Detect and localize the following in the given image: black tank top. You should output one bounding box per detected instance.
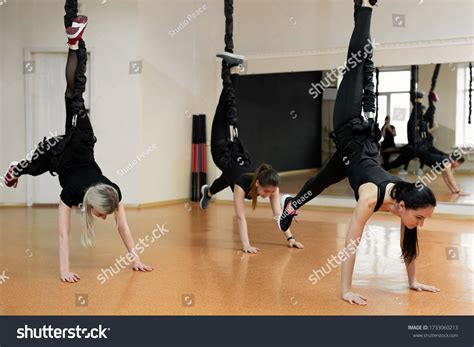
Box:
[381,125,395,149]
[59,166,122,208]
[347,137,403,212]
[232,173,253,200]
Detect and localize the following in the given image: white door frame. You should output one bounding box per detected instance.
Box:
[23,47,95,206]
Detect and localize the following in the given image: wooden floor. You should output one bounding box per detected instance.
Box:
[0,203,472,316]
[280,169,474,205]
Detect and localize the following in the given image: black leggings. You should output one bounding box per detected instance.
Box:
[427,145,446,157]
[14,0,93,178]
[383,146,416,171]
[211,72,239,145]
[418,148,448,168]
[209,71,242,195]
[333,8,374,130]
[291,7,374,209]
[384,144,447,171]
[381,150,396,165]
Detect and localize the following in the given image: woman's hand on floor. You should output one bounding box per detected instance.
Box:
[242,245,260,254]
[342,291,368,305]
[60,271,80,283]
[289,239,304,249]
[132,261,154,272]
[409,282,440,293]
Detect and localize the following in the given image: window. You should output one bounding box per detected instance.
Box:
[376,69,411,144]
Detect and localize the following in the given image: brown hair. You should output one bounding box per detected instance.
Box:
[390,181,436,263]
[247,164,280,210]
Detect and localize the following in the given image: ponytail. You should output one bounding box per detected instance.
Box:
[390,181,436,263]
[390,181,436,209]
[249,164,280,210]
[402,227,419,263]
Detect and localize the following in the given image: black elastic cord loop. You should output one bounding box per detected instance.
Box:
[222,0,239,132]
[411,65,420,159]
[430,63,441,92]
[224,0,234,54]
[469,62,472,125]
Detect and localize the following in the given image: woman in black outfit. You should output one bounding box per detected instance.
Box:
[384,90,468,195]
[3,0,153,282]
[200,53,303,254]
[278,0,440,305]
[380,116,397,165]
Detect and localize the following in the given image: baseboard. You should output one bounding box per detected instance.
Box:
[278,168,318,176]
[0,203,28,208]
[0,199,191,209]
[134,198,190,209]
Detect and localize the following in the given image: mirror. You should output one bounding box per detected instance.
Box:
[234,62,473,206]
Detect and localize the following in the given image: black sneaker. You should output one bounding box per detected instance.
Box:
[278,195,297,232]
[200,185,211,209]
[216,52,245,66]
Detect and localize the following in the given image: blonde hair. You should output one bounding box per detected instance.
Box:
[81,184,120,247]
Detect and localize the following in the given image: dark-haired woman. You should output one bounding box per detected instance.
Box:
[278,0,439,305]
[380,116,397,165]
[200,57,303,254]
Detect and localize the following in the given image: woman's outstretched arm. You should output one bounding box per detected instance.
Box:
[116,202,154,272]
[233,185,260,254]
[341,190,374,305]
[400,222,440,293]
[58,200,80,282]
[441,165,469,196]
[270,188,304,249]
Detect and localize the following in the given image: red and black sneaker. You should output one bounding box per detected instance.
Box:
[429,91,439,103]
[278,195,298,232]
[66,15,88,46]
[3,162,19,188]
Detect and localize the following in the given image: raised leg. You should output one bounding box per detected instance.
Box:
[333,7,373,131]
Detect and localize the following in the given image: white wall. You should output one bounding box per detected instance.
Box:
[0,0,473,205]
[135,0,220,204]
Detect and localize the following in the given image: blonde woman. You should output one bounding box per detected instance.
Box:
[3,1,153,282]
